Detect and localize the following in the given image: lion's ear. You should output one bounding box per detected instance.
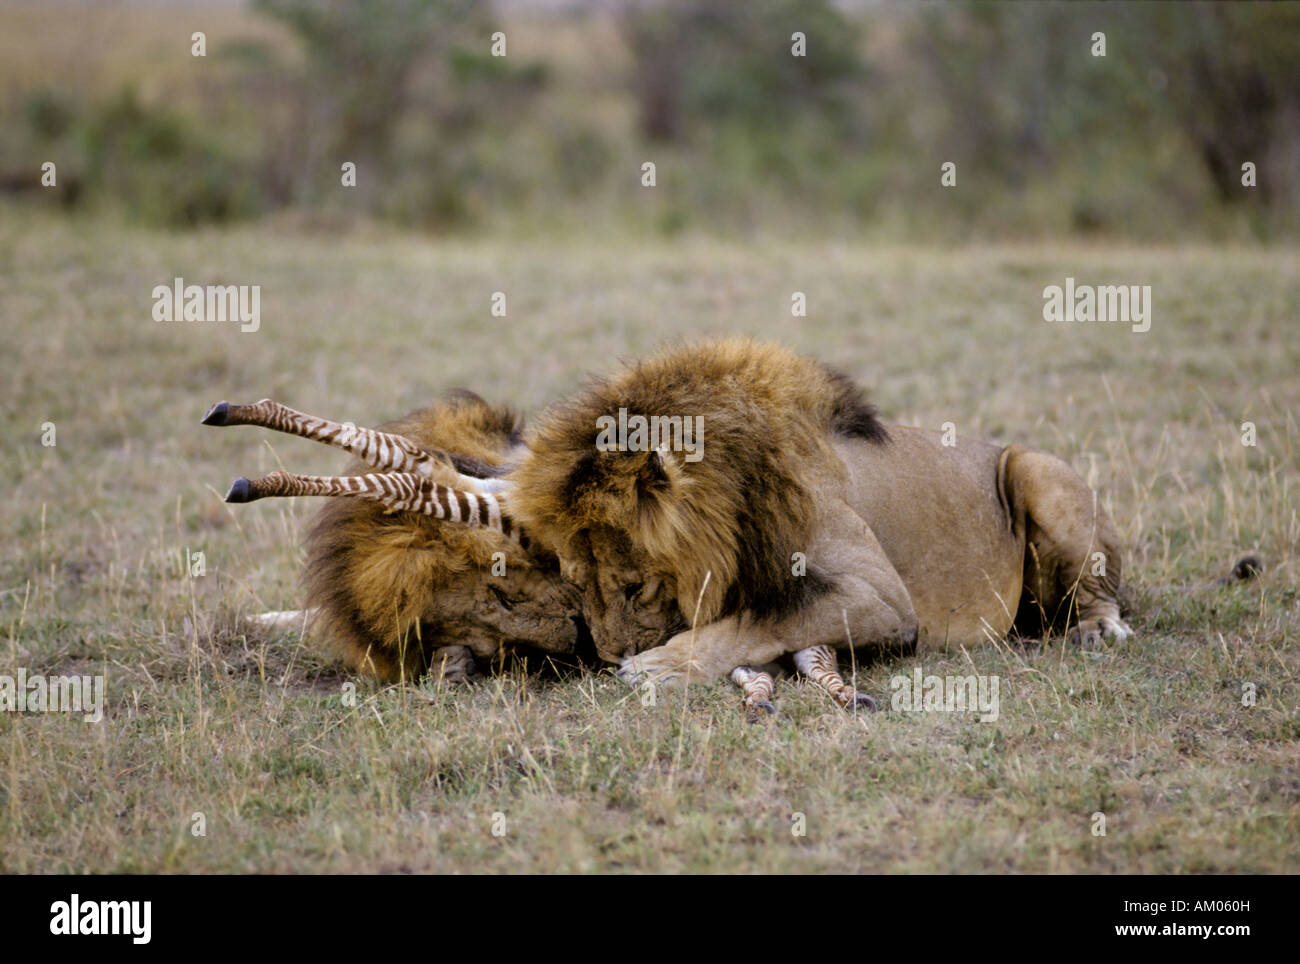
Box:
[636,445,676,498]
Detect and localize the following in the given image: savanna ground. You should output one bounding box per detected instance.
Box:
[1,210,1297,873]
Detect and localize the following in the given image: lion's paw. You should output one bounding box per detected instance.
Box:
[617,649,687,689]
[1101,616,1133,642]
[1069,616,1133,650]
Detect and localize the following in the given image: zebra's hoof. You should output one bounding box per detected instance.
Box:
[224,477,253,503]
[744,700,776,723]
[851,692,878,712]
[201,401,231,426]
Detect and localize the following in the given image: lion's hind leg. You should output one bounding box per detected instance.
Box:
[793,646,877,712]
[1002,445,1132,647]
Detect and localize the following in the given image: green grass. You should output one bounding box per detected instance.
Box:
[1,210,1297,872]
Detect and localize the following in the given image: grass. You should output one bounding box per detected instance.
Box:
[1,209,1297,872]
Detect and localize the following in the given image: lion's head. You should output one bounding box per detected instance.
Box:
[305,393,587,681]
[505,338,887,661]
[554,523,684,662]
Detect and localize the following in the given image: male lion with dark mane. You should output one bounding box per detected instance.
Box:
[506,337,1131,692]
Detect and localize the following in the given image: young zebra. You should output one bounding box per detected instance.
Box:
[204,394,874,714]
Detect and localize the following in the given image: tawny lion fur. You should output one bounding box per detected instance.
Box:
[305,391,581,683]
[508,338,1130,685]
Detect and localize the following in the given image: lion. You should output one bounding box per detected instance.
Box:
[503,337,1134,693]
[203,390,585,683]
[205,343,1262,713]
[202,385,853,713]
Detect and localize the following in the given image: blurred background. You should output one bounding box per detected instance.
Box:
[2,0,1297,241]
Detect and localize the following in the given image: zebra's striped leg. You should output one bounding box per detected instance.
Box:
[428,645,478,685]
[793,645,877,712]
[223,470,526,544]
[730,665,776,720]
[202,398,444,478]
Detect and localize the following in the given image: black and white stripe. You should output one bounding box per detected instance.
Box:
[237,470,525,544]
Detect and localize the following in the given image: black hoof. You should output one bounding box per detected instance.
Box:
[852,693,878,712]
[745,700,776,723]
[201,401,230,426]
[224,477,254,503]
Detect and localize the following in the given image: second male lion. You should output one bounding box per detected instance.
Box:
[204,390,584,683]
[505,338,1131,687]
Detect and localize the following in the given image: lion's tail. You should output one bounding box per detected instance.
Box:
[1144,555,1263,594]
[1214,555,1264,587]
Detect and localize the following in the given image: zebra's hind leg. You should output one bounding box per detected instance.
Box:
[201,398,451,479]
[793,645,877,712]
[224,469,422,505]
[730,665,777,721]
[223,470,427,507]
[221,470,518,539]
